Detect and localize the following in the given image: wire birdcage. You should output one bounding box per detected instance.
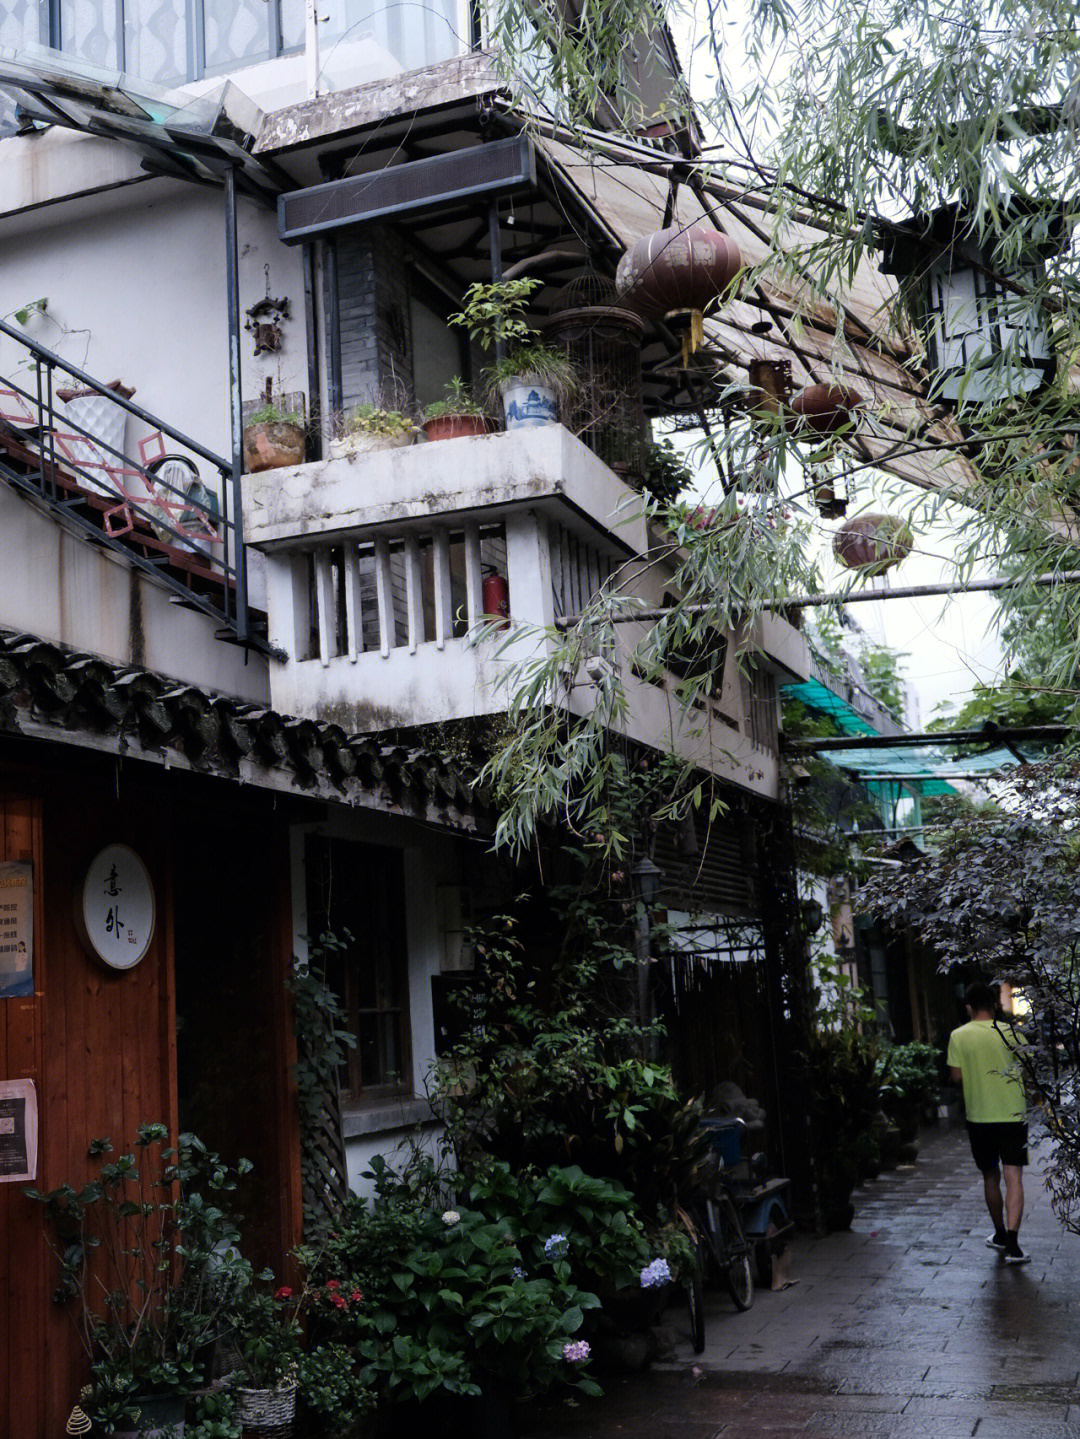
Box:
[542,275,648,482]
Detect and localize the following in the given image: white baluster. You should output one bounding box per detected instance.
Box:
[374,537,393,658]
[405,534,423,654]
[313,549,333,667]
[432,526,452,650]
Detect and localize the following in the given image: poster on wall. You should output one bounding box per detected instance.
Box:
[0,861,33,998]
[0,1078,38,1182]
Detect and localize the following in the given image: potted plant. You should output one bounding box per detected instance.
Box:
[330,403,417,459]
[243,401,306,473]
[450,279,577,431]
[26,1124,251,1436]
[228,1288,303,1434]
[421,378,495,442]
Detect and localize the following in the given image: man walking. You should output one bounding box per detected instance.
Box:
[947,980,1031,1265]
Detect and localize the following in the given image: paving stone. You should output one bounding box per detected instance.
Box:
[524,1130,1080,1439]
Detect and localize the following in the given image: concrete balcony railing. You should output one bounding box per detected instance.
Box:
[241,425,809,796]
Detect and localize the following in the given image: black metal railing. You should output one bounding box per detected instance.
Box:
[0,316,257,649]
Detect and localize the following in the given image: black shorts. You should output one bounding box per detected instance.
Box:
[967,1121,1028,1172]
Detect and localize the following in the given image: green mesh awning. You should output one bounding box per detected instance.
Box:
[782,679,880,737]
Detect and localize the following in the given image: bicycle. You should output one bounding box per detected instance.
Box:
[676,1166,754,1355]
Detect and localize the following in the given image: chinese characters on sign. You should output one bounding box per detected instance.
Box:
[0,1079,37,1182]
[80,845,155,970]
[0,861,33,998]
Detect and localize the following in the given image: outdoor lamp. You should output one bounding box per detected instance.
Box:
[632,855,663,904]
[879,201,1067,406]
[800,897,825,934]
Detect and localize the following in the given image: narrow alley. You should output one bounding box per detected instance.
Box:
[526,1126,1080,1438]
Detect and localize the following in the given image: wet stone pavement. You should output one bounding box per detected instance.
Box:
[523,1125,1080,1438]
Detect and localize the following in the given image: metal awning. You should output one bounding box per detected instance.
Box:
[0,44,286,199]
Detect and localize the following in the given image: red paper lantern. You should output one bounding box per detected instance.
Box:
[482,571,510,628]
[833,513,914,575]
[788,383,863,437]
[616,226,742,319]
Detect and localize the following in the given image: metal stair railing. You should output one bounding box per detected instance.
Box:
[0,316,260,651]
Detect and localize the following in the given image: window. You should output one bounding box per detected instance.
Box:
[7,0,301,86]
[305,835,412,1101]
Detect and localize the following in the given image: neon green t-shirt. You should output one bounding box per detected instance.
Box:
[946,1019,1026,1123]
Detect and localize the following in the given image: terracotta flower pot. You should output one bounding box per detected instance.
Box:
[421,414,495,442]
[786,383,862,437]
[243,421,306,473]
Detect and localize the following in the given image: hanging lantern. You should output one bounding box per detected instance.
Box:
[616,225,742,366]
[878,201,1068,406]
[787,383,863,438]
[833,513,914,576]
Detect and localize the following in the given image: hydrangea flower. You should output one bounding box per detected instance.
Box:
[563,1340,591,1364]
[544,1233,569,1259]
[442,1210,461,1226]
[512,1266,527,1279]
[640,1258,672,1289]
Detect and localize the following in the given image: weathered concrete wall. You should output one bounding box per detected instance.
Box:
[0,484,268,700]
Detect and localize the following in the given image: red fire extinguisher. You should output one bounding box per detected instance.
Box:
[482,570,510,629]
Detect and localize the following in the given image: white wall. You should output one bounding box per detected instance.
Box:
[0,174,311,620]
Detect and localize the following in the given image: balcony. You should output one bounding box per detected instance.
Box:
[242,425,808,795]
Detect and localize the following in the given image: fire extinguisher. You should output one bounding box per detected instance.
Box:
[482,570,510,629]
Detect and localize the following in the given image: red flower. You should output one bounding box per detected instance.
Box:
[332,1295,347,1309]
[274,1287,294,1300]
[350,1290,363,1302]
[325,1280,341,1290]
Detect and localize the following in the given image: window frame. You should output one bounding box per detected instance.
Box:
[304,833,414,1106]
[36,0,300,85]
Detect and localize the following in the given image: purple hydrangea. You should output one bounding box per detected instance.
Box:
[563,1340,591,1364]
[544,1233,569,1260]
[640,1257,673,1289]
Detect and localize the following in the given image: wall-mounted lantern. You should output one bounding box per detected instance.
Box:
[245,265,290,356]
[878,202,1069,406]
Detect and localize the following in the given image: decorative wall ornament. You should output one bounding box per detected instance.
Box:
[245,264,290,355]
[77,844,156,970]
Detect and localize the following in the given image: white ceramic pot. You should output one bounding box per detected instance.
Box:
[499,376,559,430]
[329,431,413,460]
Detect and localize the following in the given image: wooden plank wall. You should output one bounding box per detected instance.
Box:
[0,784,176,1438]
[0,756,303,1439]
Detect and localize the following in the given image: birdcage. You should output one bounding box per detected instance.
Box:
[542,274,648,483]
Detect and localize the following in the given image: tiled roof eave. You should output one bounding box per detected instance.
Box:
[0,629,486,832]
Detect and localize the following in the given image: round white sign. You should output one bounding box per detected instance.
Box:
[80,845,156,970]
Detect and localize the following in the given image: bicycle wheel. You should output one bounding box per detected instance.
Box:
[687,1238,707,1353]
[716,1193,754,1311]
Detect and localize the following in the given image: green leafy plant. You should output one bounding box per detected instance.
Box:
[450,279,544,351]
[186,1390,241,1439]
[309,1165,602,1403]
[484,344,578,396]
[422,377,488,420]
[26,1125,251,1430]
[247,402,304,428]
[640,438,694,503]
[296,1342,374,1435]
[340,403,417,438]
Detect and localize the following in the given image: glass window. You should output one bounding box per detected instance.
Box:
[124,0,189,82]
[202,0,270,73]
[59,0,121,69]
[305,835,412,1101]
[0,0,44,54]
